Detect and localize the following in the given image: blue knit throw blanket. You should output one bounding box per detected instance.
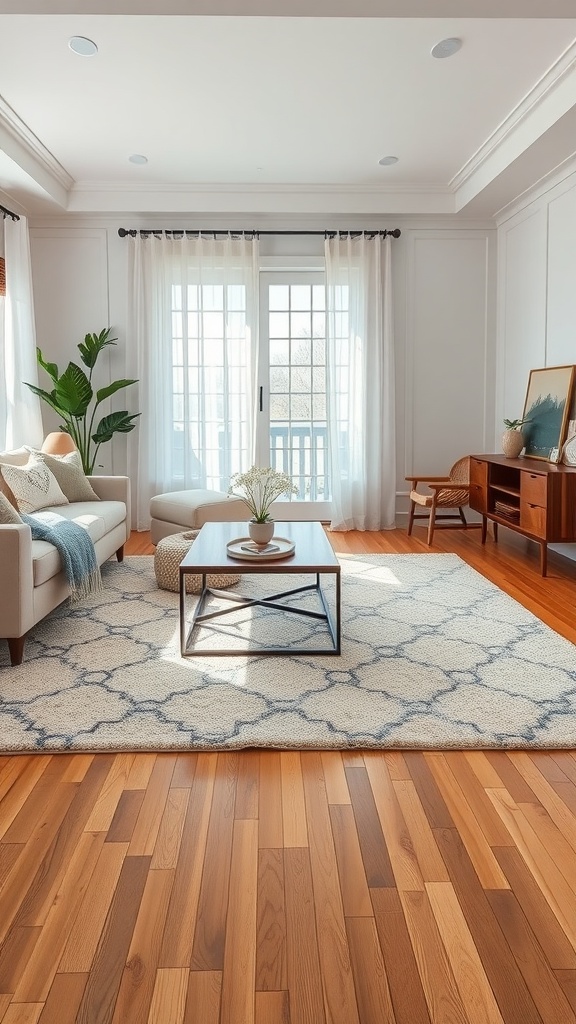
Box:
[23,511,103,602]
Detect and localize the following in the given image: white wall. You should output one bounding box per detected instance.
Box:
[497,207,548,426]
[28,215,496,524]
[30,226,129,476]
[497,161,576,421]
[404,230,495,474]
[496,158,576,560]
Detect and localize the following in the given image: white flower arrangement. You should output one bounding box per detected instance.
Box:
[229,466,298,522]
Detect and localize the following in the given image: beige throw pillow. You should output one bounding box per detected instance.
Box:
[26,447,100,503]
[0,447,29,508]
[0,458,69,514]
[0,491,23,524]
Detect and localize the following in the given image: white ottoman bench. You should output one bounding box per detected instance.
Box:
[150,488,249,545]
[154,530,241,593]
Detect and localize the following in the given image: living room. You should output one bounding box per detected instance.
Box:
[1,3,576,1023]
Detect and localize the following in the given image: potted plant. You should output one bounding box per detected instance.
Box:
[229,466,298,546]
[502,417,529,459]
[25,328,140,474]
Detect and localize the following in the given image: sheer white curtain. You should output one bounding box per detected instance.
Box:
[0,216,43,450]
[127,232,259,530]
[325,233,395,531]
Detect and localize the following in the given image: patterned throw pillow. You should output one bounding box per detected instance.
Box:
[25,447,100,503]
[0,458,69,514]
[0,491,23,524]
[0,448,29,508]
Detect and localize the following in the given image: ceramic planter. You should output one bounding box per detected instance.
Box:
[248,519,275,546]
[501,428,525,459]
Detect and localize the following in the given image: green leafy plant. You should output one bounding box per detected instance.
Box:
[503,417,530,430]
[25,328,140,474]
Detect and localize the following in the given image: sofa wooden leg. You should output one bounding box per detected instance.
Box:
[8,636,25,666]
[116,545,124,562]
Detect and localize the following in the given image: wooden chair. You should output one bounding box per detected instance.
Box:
[406,456,478,545]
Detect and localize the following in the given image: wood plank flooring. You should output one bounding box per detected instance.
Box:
[1,524,575,1024]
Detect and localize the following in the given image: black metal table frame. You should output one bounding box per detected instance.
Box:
[179,569,341,657]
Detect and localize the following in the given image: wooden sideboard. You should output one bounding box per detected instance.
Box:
[469,454,576,576]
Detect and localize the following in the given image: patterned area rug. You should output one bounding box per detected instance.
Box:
[1,553,575,751]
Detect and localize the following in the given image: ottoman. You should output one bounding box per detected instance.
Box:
[150,488,250,545]
[154,530,240,594]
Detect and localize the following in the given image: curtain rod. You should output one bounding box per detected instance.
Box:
[118,227,401,239]
[0,203,20,221]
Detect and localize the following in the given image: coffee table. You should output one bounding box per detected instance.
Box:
[179,520,341,657]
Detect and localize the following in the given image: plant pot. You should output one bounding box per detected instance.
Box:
[248,519,275,547]
[501,428,525,459]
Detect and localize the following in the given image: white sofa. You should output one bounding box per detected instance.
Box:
[0,450,130,666]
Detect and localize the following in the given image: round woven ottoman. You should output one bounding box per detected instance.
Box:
[154,530,240,594]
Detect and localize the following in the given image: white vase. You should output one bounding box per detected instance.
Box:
[501,428,525,459]
[248,519,274,546]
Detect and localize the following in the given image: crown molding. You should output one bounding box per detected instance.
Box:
[66,180,455,215]
[494,150,576,225]
[70,180,451,195]
[451,39,576,194]
[0,97,73,193]
[28,210,496,231]
[1,1,575,14]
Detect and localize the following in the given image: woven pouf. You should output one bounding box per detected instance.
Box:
[154,530,240,594]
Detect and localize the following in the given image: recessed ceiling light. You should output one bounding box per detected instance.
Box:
[431,37,462,59]
[378,156,398,166]
[68,36,98,57]
[128,154,148,165]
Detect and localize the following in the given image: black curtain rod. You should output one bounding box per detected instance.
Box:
[118,227,401,239]
[0,203,20,221]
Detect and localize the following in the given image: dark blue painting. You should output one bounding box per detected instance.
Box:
[522,365,575,460]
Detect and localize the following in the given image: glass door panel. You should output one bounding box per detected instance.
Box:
[258,272,331,521]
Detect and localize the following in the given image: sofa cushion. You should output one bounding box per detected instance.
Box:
[26,447,100,503]
[0,447,29,465]
[0,447,29,507]
[1,458,69,514]
[30,500,126,586]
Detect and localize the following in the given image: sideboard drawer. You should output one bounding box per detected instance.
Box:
[470,458,488,486]
[521,471,548,508]
[520,502,547,538]
[469,482,487,513]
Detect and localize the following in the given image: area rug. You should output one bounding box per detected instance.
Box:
[1,553,575,751]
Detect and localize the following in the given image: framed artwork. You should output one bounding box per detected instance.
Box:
[521,364,576,461]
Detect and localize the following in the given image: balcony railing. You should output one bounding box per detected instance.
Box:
[171,423,331,501]
[270,424,330,501]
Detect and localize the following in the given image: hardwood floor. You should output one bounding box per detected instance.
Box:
[1,524,575,1023]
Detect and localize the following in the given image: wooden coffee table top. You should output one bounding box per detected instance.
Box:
[180,521,340,574]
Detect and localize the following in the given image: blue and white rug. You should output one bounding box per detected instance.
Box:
[1,553,575,751]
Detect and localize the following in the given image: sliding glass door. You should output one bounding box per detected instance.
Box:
[257,272,331,521]
[170,277,253,492]
[166,267,331,521]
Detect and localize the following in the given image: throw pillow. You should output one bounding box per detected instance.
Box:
[0,458,69,514]
[25,447,100,503]
[0,447,29,508]
[0,491,23,524]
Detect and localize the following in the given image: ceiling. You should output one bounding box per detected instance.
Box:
[0,3,575,220]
